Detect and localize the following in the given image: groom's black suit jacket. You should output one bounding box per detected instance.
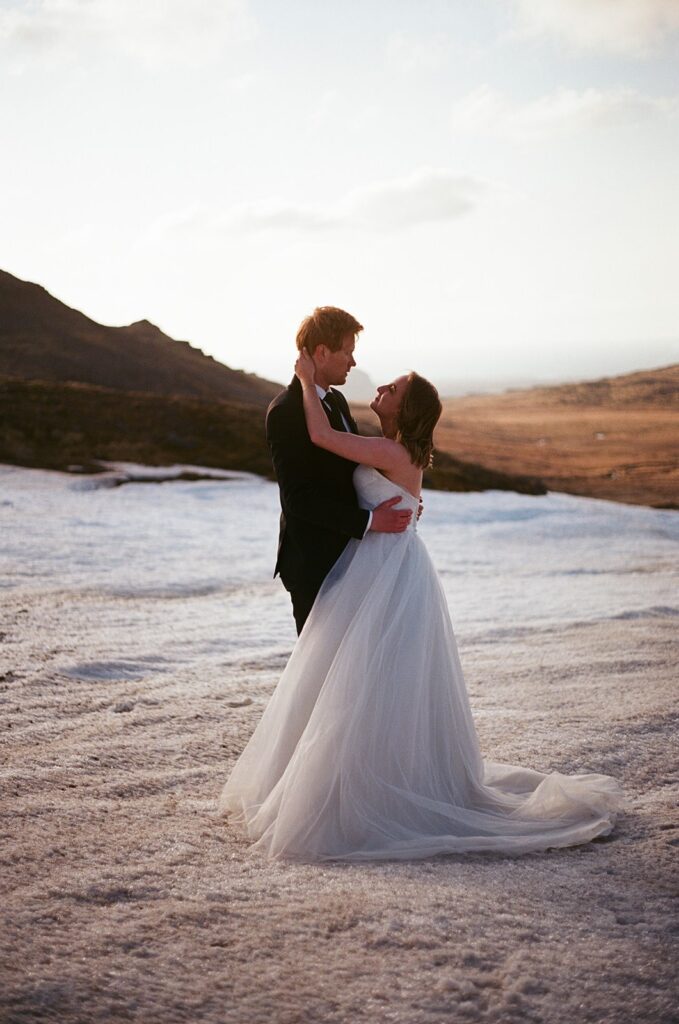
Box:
[266,376,370,597]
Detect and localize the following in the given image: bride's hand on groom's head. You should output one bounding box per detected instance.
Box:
[295,348,316,386]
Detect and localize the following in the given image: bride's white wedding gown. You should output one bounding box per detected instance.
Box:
[218,465,622,861]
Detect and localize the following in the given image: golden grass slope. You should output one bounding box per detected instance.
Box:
[434,365,679,509]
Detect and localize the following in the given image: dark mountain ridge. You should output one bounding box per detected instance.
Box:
[0,269,279,405]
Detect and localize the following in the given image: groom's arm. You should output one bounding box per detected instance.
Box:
[267,403,370,540]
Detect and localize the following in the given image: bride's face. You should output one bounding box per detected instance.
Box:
[370,375,409,420]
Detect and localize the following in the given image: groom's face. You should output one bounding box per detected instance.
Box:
[318,333,357,386]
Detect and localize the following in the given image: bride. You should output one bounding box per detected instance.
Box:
[218,352,623,861]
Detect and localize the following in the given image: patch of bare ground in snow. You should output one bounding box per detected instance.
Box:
[1,605,677,1024]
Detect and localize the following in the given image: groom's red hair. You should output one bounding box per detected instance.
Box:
[296,306,363,355]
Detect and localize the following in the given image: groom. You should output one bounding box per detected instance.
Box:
[266,306,412,634]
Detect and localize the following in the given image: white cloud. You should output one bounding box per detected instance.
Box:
[226,168,484,232]
[450,85,509,135]
[139,203,214,246]
[451,84,679,139]
[309,89,341,127]
[220,199,328,233]
[0,0,256,69]
[514,0,679,55]
[385,31,449,73]
[143,169,486,241]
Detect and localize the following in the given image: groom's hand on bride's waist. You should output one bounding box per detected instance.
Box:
[369,496,413,534]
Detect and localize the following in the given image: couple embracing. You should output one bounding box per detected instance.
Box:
[218,306,622,863]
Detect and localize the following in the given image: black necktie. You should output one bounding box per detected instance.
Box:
[322,390,347,431]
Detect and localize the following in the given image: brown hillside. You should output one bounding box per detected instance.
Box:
[434,365,679,509]
[0,378,273,477]
[0,269,279,405]
[0,376,546,497]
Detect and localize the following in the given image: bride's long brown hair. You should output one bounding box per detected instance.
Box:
[396,372,442,470]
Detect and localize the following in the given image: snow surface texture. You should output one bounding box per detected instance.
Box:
[1,464,678,1023]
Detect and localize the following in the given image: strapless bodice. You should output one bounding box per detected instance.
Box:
[353,465,419,532]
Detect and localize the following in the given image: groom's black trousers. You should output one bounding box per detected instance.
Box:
[289,582,318,636]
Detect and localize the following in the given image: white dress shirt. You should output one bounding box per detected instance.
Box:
[316,384,372,537]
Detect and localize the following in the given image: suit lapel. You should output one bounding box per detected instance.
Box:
[290,376,357,435]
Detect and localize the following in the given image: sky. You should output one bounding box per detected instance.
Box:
[2,0,679,391]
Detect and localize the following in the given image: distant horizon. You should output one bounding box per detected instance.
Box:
[329,361,679,403]
[3,264,677,401]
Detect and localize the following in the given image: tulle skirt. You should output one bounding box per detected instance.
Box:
[217,530,623,861]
